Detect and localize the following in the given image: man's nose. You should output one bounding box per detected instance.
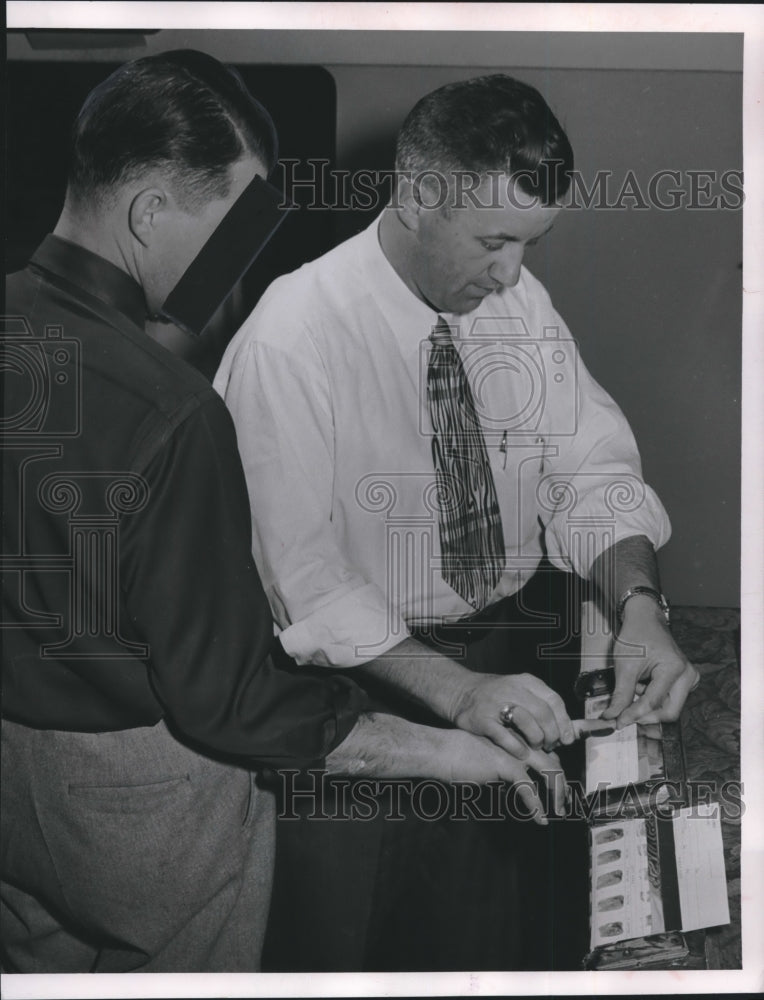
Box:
[488,244,525,288]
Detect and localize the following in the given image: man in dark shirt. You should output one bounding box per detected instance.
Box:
[1,50,564,973]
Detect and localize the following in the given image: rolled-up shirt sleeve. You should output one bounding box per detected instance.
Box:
[119,392,366,767]
[216,331,406,668]
[540,336,671,579]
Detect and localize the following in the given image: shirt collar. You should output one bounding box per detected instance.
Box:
[358,213,443,356]
[359,213,504,358]
[30,235,148,330]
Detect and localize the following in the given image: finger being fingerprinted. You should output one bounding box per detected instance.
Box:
[618,704,656,728]
[516,785,547,826]
[556,771,569,815]
[601,688,631,719]
[601,664,641,719]
[538,764,566,815]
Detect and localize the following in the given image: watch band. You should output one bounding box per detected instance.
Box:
[616,586,670,626]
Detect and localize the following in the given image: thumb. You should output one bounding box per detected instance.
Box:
[601,662,640,720]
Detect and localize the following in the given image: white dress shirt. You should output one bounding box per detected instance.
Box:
[215,214,671,668]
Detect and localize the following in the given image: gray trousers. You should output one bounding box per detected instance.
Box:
[1,719,276,972]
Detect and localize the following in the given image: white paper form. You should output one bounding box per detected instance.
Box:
[673,803,730,931]
[585,694,640,795]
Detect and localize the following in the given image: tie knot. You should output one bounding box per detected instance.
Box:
[430,316,455,347]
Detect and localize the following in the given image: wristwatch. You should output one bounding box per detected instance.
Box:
[616,586,670,627]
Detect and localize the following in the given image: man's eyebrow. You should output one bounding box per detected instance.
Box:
[477,223,556,241]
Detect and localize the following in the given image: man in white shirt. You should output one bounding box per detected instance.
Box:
[215,74,698,970]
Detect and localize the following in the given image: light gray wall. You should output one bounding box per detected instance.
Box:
[8,29,743,606]
[7,28,743,71]
[329,64,742,608]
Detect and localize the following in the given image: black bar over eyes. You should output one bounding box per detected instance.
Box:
[160,175,294,336]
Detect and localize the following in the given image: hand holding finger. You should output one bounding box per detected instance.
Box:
[620,664,682,726]
[521,676,575,746]
[484,720,531,761]
[495,674,572,748]
[601,661,641,720]
[453,672,573,755]
[499,703,545,749]
[624,665,699,726]
[605,617,693,726]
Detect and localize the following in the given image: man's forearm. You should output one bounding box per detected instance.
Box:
[356,636,574,757]
[324,711,568,820]
[589,533,663,620]
[324,711,451,778]
[590,534,697,724]
[356,636,472,724]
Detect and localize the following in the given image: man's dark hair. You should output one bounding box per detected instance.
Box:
[395,74,574,204]
[66,49,278,208]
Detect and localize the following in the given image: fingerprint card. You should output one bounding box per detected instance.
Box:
[585,695,640,794]
[590,818,657,948]
[589,807,730,951]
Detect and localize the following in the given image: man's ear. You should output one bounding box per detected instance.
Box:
[397,173,450,233]
[396,174,423,233]
[129,188,168,247]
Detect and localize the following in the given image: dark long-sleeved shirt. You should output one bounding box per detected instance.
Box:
[2,235,363,767]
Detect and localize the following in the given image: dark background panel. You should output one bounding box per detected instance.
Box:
[5,61,337,378]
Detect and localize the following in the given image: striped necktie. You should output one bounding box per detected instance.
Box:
[427,316,506,609]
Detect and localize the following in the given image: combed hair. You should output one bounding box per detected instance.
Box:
[66,49,278,207]
[395,74,574,204]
